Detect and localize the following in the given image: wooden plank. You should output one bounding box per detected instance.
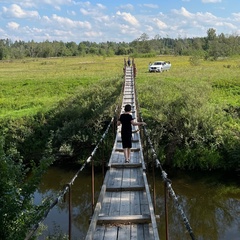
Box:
[108,151,125,166]
[103,226,118,240]
[107,168,118,187]
[106,186,145,192]
[115,148,140,152]
[130,168,138,186]
[143,224,155,240]
[93,225,105,240]
[100,191,112,216]
[108,191,121,216]
[97,215,151,224]
[110,163,142,168]
[117,139,139,143]
[142,171,160,239]
[120,191,130,215]
[130,224,138,240]
[130,224,145,240]
[105,168,123,192]
[122,167,131,188]
[130,191,141,215]
[85,171,109,240]
[118,225,131,240]
[136,224,145,240]
[136,167,143,186]
[140,192,150,216]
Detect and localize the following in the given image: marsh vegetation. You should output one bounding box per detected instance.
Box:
[0,55,239,239]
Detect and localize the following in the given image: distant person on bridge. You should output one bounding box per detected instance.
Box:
[117,104,146,163]
[127,58,131,67]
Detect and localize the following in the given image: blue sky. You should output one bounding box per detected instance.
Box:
[0,0,239,43]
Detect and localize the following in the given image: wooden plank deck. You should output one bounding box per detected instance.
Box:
[85,67,159,240]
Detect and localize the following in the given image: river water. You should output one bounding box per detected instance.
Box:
[34,166,240,240]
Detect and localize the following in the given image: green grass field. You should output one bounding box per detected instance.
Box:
[1,55,240,169]
[1,55,240,119]
[0,56,123,119]
[136,55,240,113]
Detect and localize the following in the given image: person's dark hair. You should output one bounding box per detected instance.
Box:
[124,104,131,112]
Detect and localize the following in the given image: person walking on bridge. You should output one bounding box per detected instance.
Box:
[117,104,146,163]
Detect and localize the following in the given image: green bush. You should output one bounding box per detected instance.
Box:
[138,73,240,170]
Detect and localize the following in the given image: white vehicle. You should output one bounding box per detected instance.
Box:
[148,61,171,72]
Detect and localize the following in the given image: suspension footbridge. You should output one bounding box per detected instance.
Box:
[85,66,159,239]
[25,60,195,240]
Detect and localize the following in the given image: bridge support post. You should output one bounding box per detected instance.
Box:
[152,157,157,211]
[67,184,72,240]
[91,157,95,215]
[164,182,169,240]
[101,142,106,182]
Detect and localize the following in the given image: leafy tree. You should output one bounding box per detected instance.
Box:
[66,41,78,56]
[1,28,240,59]
[0,137,54,240]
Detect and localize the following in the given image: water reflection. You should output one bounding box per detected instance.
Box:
[35,167,240,240]
[35,166,102,240]
[153,170,240,240]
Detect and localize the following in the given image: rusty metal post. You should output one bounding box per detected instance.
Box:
[67,184,72,240]
[113,115,116,141]
[145,137,149,175]
[123,58,126,75]
[164,181,169,240]
[152,156,157,212]
[91,157,95,215]
[102,142,105,182]
[133,62,137,78]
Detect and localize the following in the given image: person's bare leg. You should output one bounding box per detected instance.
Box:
[123,148,128,162]
[127,148,131,162]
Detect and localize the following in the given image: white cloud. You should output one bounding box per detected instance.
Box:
[7,21,20,30]
[142,4,159,9]
[32,27,43,33]
[94,15,110,23]
[172,7,194,18]
[215,21,237,30]
[96,3,106,10]
[0,1,238,43]
[119,4,134,11]
[202,0,222,3]
[51,14,92,29]
[116,11,139,26]
[153,18,168,29]
[79,3,107,20]
[36,0,73,6]
[76,1,91,8]
[67,10,76,16]
[80,8,89,16]
[2,4,39,19]
[232,12,240,21]
[84,31,103,37]
[53,29,74,37]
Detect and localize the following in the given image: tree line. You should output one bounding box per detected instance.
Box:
[1,28,240,60]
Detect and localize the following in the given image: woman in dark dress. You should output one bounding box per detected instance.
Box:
[117,104,146,163]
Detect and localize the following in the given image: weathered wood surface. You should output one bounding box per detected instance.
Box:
[85,67,159,240]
